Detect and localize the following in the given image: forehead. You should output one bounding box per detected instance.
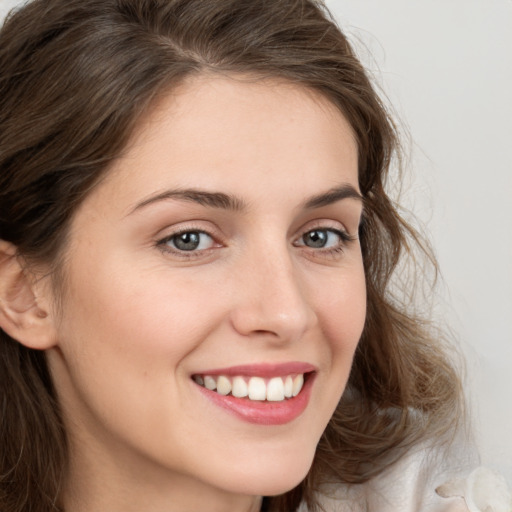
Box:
[82,75,359,217]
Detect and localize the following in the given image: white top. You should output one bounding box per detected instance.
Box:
[298,446,512,512]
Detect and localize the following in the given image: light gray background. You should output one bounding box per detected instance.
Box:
[1,0,511,484]
[327,0,512,484]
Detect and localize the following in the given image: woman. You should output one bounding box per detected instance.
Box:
[0,0,504,511]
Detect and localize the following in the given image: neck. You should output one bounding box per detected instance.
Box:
[61,426,263,512]
[63,468,263,512]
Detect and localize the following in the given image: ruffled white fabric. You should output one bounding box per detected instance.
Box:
[437,467,512,512]
[298,445,511,511]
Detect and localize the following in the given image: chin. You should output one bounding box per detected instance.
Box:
[254,470,311,497]
[220,447,315,497]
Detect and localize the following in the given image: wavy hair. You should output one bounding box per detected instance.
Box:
[0,1,463,510]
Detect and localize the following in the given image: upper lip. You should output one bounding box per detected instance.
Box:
[193,362,317,378]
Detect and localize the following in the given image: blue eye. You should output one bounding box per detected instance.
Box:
[299,229,346,249]
[165,231,214,252]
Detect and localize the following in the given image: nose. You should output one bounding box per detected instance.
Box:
[229,246,318,343]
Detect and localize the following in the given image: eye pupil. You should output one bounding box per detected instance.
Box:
[174,232,201,251]
[304,230,327,248]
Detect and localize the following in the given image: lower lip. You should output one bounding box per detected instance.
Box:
[195,374,315,426]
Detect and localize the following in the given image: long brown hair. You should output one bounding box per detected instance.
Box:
[0,1,463,510]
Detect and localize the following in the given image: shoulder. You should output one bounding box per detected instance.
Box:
[437,467,512,512]
[300,445,511,512]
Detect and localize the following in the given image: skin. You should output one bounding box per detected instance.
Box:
[42,75,366,512]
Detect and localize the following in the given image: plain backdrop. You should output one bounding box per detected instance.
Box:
[1,0,511,485]
[326,0,512,484]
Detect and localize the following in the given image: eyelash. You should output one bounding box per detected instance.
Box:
[157,227,219,260]
[294,227,356,258]
[156,225,356,260]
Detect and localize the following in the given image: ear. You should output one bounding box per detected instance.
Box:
[0,240,57,350]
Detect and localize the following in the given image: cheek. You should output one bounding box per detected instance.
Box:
[61,258,220,355]
[52,261,237,436]
[313,263,367,357]
[51,260,228,450]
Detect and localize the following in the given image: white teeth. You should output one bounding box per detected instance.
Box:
[232,376,248,398]
[195,373,307,401]
[248,377,267,400]
[284,376,293,398]
[216,375,231,395]
[204,376,217,391]
[266,377,285,401]
[292,374,304,397]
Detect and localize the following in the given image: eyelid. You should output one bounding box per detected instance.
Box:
[163,230,215,251]
[293,227,354,249]
[155,222,224,258]
[156,220,222,241]
[294,219,356,240]
[292,220,358,260]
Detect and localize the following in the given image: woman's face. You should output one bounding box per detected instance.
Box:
[46,76,366,507]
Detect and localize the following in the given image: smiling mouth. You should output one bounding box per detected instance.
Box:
[192,373,308,402]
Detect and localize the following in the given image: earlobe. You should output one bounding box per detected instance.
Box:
[0,240,57,350]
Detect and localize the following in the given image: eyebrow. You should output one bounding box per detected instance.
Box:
[130,188,246,214]
[129,183,362,215]
[302,184,363,209]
